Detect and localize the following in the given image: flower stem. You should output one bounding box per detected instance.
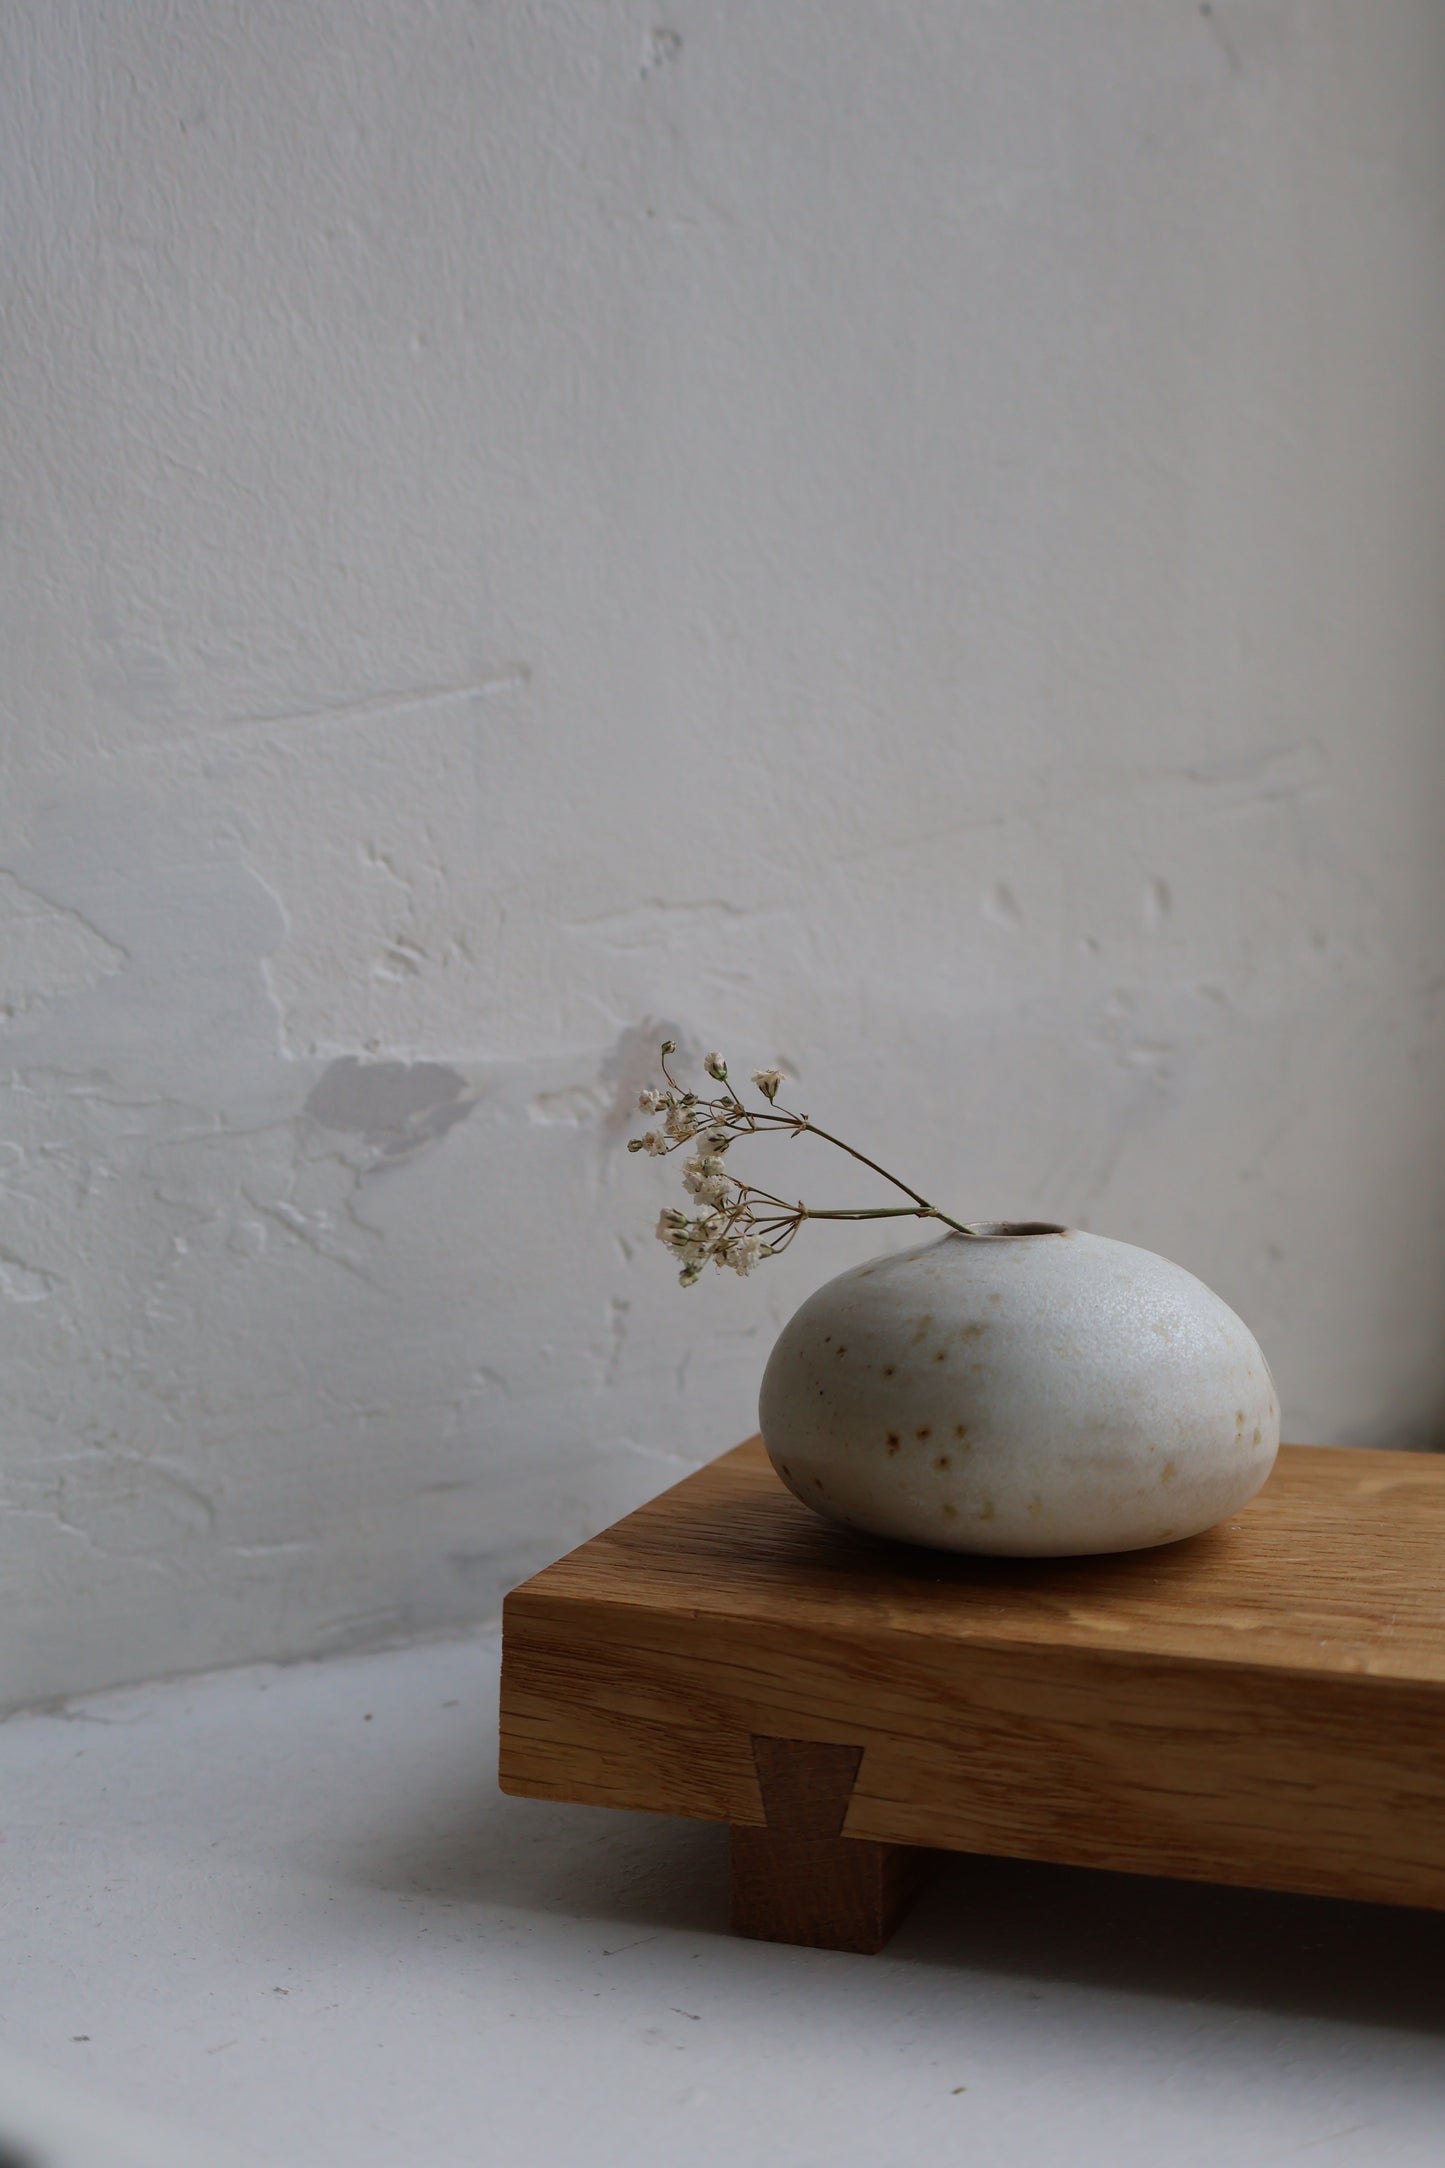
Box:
[784,1119,979,1237]
[729,1101,979,1236]
[799,1204,965,1225]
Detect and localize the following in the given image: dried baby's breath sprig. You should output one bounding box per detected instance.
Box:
[629,1042,982,1286]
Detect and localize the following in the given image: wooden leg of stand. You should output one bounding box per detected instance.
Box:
[728,1736,938,1954]
[729,1825,935,1954]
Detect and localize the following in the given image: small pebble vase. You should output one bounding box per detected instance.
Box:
[758,1224,1279,1556]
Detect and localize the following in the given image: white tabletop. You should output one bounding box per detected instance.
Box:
[2,1630,1441,2168]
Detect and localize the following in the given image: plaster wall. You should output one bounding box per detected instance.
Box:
[2,0,1444,1708]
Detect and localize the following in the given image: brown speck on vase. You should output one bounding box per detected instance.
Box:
[915,1426,931,1441]
[1161,1460,1178,1483]
[933,1349,946,1363]
[882,1364,896,1378]
[941,1502,958,1520]
[813,1477,824,1489]
[979,1500,996,1521]
[836,1345,847,1357]
[960,1322,987,1343]
[886,1435,901,1455]
[1027,1496,1043,1517]
[953,1423,968,1441]
[934,1455,951,1471]
[1252,1427,1261,1445]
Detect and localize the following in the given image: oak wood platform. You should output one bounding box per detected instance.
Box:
[498,1438,1445,1952]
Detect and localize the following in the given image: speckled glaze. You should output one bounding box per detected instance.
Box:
[758,1226,1279,1555]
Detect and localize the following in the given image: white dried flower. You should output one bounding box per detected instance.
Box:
[752,1067,785,1102]
[723,1233,769,1276]
[655,1208,689,1249]
[641,1130,669,1156]
[703,1051,728,1081]
[637,1088,665,1113]
[678,1260,703,1287]
[683,1153,728,1194]
[696,1155,732,1207]
[664,1104,699,1142]
[700,1125,732,1151]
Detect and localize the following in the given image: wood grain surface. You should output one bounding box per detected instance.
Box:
[499,1439,1445,1914]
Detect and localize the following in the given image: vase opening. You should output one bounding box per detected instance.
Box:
[957,1221,1068,1239]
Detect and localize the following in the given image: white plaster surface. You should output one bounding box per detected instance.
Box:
[3,1632,1445,2168]
[2,2,1445,1707]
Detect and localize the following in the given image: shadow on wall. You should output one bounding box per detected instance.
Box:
[304,1055,477,1164]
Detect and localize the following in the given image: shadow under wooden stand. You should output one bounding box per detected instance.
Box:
[499,1439,1445,1953]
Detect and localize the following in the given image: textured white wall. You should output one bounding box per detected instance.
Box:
[3,1,1444,1709]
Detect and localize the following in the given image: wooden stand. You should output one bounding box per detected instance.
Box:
[499,1439,1445,1952]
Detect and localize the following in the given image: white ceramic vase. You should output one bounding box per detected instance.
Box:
[758,1224,1279,1556]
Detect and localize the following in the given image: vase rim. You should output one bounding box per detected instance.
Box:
[950,1220,1069,1239]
